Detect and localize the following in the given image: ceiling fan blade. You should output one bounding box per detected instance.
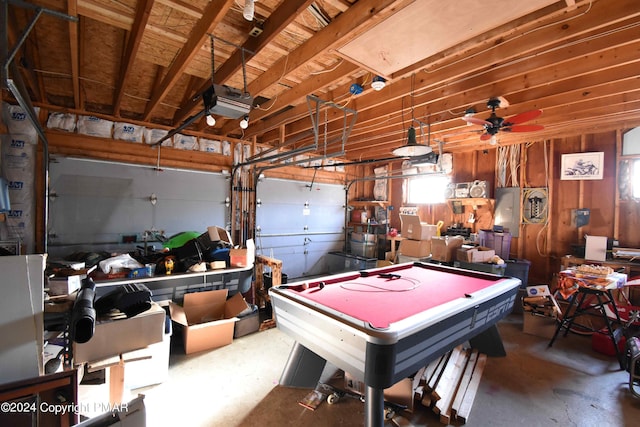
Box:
[462,116,492,126]
[504,124,545,133]
[505,109,542,125]
[480,132,492,141]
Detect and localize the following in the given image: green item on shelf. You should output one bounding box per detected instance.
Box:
[163,231,200,249]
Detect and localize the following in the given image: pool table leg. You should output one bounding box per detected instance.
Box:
[364,385,385,427]
[468,324,506,357]
[278,342,327,388]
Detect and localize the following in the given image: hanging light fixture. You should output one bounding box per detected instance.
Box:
[243,0,255,21]
[392,75,431,157]
[240,115,249,129]
[206,114,216,126]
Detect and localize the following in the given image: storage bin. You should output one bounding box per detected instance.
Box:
[504,259,531,288]
[350,239,377,258]
[326,252,377,273]
[454,260,506,276]
[479,230,512,259]
[264,272,288,289]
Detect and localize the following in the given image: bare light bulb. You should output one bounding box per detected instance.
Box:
[206,114,216,126]
[490,134,498,145]
[243,0,254,21]
[240,116,249,129]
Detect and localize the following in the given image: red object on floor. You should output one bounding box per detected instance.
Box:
[592,328,626,356]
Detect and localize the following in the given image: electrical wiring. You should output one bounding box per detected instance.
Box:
[510,144,521,187]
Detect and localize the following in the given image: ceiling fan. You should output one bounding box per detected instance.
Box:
[462,98,544,143]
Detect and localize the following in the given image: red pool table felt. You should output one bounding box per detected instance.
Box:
[291,264,500,329]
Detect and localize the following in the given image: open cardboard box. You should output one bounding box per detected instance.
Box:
[169,290,250,354]
[399,239,431,258]
[431,236,464,262]
[74,302,166,364]
[457,246,495,263]
[400,215,438,241]
[207,225,233,245]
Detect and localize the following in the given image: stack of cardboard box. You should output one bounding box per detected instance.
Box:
[397,215,438,260]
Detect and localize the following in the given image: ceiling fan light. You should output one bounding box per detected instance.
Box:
[206,114,216,126]
[371,76,386,91]
[392,127,433,157]
[490,134,498,145]
[463,108,475,125]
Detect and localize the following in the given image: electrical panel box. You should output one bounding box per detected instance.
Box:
[494,187,521,237]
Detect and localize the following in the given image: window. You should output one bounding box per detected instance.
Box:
[407,175,450,204]
[634,159,640,199]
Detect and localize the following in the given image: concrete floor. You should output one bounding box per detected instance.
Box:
[117,313,640,426]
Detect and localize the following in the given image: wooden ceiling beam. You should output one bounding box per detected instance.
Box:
[142,0,234,121]
[113,0,155,117]
[253,5,640,157]
[173,0,318,124]
[67,0,80,109]
[179,0,412,128]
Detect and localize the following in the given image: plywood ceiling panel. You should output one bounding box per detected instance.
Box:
[336,0,558,77]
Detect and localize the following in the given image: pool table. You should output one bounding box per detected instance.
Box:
[269,261,520,426]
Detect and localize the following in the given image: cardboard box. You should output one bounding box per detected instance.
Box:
[522,313,557,339]
[124,318,172,390]
[207,225,232,245]
[230,238,255,267]
[400,215,438,241]
[398,239,431,258]
[169,290,249,354]
[234,310,260,338]
[430,236,464,262]
[48,274,83,296]
[74,302,166,363]
[457,246,495,263]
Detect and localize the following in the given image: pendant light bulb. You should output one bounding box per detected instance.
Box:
[240,116,249,129]
[243,0,255,21]
[206,114,216,126]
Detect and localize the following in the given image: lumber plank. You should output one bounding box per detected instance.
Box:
[422,354,445,389]
[422,352,449,407]
[451,349,480,418]
[433,346,465,403]
[456,353,488,423]
[436,348,470,422]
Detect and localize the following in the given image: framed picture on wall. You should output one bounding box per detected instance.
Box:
[560,152,604,180]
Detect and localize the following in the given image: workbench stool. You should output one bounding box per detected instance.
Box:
[548,286,624,369]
